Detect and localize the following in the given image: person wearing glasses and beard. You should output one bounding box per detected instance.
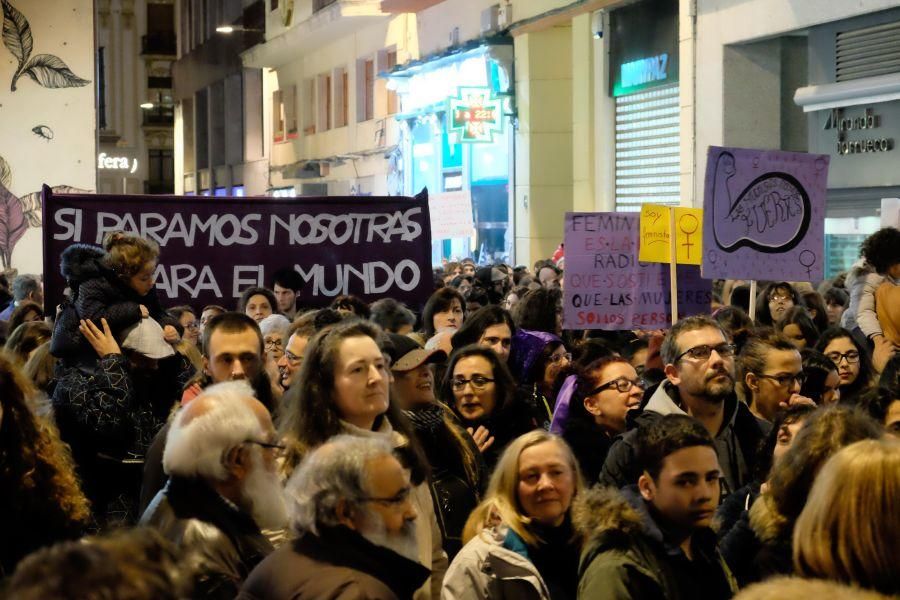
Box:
[600,316,767,500]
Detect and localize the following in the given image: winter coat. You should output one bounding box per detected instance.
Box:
[141,476,274,600]
[722,493,794,587]
[238,526,431,600]
[841,259,872,332]
[442,526,552,600]
[734,576,895,600]
[574,486,737,600]
[51,243,164,362]
[599,382,765,496]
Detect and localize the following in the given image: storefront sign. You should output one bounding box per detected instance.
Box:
[42,187,434,309]
[609,0,678,97]
[702,146,829,282]
[448,86,503,143]
[97,152,138,173]
[563,212,711,330]
[823,107,894,156]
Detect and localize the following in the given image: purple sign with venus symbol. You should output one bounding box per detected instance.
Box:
[702,146,829,282]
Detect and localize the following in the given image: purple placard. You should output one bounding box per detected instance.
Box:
[563,212,711,330]
[702,146,829,281]
[42,186,433,311]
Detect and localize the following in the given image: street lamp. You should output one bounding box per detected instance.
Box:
[139,102,154,109]
[215,25,263,34]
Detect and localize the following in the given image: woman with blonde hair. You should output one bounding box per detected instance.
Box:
[443,430,584,600]
[793,438,900,596]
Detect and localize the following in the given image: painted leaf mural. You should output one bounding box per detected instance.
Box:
[1,0,89,91]
[0,181,28,269]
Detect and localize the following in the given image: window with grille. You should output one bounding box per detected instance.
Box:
[614,84,680,211]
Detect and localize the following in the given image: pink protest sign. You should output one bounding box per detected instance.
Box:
[563,212,711,330]
[702,146,829,281]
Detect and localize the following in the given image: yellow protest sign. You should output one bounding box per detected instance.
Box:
[638,204,703,265]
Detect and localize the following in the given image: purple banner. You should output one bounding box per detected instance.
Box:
[702,146,829,281]
[563,212,711,330]
[42,187,433,311]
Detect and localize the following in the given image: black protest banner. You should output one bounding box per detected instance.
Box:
[42,186,433,310]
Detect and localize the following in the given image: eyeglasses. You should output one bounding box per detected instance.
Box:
[826,351,860,365]
[451,375,495,391]
[768,294,793,304]
[283,350,302,366]
[675,343,736,362]
[550,352,572,365]
[756,372,807,387]
[589,377,643,395]
[360,486,412,506]
[264,339,284,350]
[244,439,286,456]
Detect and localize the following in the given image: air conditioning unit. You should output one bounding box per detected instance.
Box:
[481,5,499,34]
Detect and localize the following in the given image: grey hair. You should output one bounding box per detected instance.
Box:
[285,434,395,536]
[259,314,291,338]
[12,275,40,301]
[163,381,262,480]
[660,315,729,366]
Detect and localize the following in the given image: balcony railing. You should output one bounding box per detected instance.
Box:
[142,32,177,56]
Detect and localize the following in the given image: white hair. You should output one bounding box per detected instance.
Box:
[259,314,291,338]
[163,381,263,480]
[285,435,395,536]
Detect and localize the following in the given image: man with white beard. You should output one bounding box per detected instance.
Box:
[140,381,287,599]
[238,436,431,600]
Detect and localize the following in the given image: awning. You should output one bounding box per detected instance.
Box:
[794,72,900,112]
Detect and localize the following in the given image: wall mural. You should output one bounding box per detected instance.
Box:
[0,0,94,276]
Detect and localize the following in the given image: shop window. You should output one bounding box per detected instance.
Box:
[273,89,285,142]
[411,119,438,194]
[614,84,680,211]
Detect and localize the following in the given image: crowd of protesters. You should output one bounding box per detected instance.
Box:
[0,226,898,600]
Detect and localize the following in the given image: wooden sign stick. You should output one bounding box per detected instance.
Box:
[748,280,757,321]
[669,208,678,325]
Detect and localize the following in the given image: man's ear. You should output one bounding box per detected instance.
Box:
[222,444,250,481]
[638,471,655,502]
[664,363,681,387]
[334,498,357,530]
[202,355,211,377]
[744,371,760,393]
[583,396,602,417]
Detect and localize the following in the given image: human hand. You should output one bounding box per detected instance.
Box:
[80,318,121,357]
[779,394,817,410]
[139,304,149,318]
[872,336,896,373]
[163,325,180,345]
[466,425,495,454]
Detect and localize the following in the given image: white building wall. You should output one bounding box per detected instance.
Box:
[693,0,900,205]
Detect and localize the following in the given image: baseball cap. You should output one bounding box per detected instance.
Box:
[385,333,446,372]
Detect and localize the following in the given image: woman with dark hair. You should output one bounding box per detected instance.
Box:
[439,345,536,470]
[237,287,277,322]
[450,305,516,363]
[816,327,875,405]
[330,294,371,319]
[879,353,900,393]
[7,300,44,333]
[422,287,466,338]
[800,348,841,405]
[4,320,52,367]
[714,306,755,354]
[800,291,829,333]
[754,282,800,327]
[513,288,563,335]
[776,306,819,350]
[561,357,643,482]
[857,386,900,435]
[277,319,447,596]
[166,305,200,347]
[0,354,91,575]
[823,286,849,326]
[509,329,572,429]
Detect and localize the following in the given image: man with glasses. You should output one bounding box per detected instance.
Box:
[600,316,766,499]
[141,381,286,598]
[238,435,430,600]
[276,321,317,390]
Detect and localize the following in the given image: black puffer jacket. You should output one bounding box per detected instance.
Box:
[51,244,164,362]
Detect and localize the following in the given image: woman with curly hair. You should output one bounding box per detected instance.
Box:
[6,300,44,335]
[856,227,900,372]
[513,287,563,336]
[0,354,91,576]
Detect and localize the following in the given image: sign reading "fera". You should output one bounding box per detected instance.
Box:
[97,152,138,174]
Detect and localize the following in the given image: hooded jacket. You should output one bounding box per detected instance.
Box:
[719,492,794,587]
[51,243,164,361]
[574,486,737,600]
[599,381,765,496]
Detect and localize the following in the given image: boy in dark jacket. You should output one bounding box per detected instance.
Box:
[575,415,737,599]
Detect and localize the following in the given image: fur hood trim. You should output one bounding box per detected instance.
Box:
[59,243,107,283]
[748,493,789,543]
[572,486,644,545]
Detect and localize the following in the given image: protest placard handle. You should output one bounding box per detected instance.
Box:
[669,208,678,325]
[748,280,757,321]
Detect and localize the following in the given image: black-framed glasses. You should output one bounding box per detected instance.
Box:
[359,486,412,506]
[451,375,494,391]
[264,339,284,350]
[757,372,807,387]
[283,350,302,366]
[675,343,736,362]
[589,377,643,395]
[826,351,860,365]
